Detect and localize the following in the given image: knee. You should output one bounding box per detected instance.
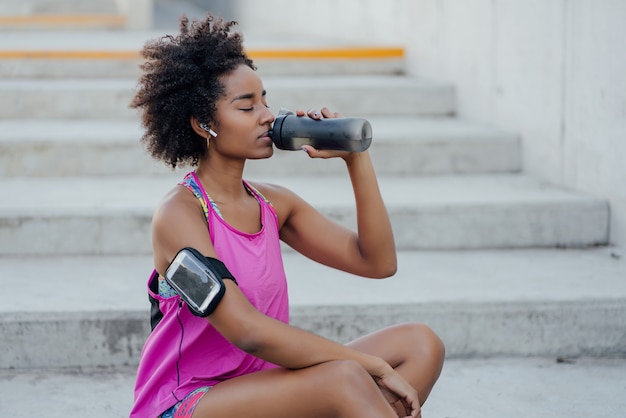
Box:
[403,322,446,366]
[318,360,394,416]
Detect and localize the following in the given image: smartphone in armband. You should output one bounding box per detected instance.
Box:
[164,247,236,317]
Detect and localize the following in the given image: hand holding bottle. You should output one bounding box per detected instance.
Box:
[269,107,372,153]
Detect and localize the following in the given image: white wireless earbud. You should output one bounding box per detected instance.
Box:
[199,123,218,138]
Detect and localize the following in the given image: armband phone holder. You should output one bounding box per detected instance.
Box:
[164,247,236,317]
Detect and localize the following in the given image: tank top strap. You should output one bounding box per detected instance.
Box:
[242,180,276,215]
[178,171,223,220]
[179,172,274,220]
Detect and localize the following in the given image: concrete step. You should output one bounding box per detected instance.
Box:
[0,0,152,30]
[0,14,127,30]
[0,30,405,77]
[25,356,626,417]
[0,118,521,177]
[2,357,626,418]
[0,0,118,15]
[1,247,624,369]
[0,76,455,119]
[0,174,608,255]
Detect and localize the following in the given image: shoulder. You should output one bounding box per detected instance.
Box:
[246,180,308,226]
[153,183,204,225]
[246,180,303,206]
[151,183,216,273]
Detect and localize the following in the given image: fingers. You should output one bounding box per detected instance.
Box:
[307,108,322,119]
[295,107,342,119]
[319,107,342,118]
[400,387,420,418]
[376,371,421,418]
[300,146,333,159]
[318,107,342,119]
[295,106,345,158]
[407,397,421,418]
[300,145,350,160]
[406,394,422,418]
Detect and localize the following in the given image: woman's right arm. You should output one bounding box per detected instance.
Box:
[151,186,419,416]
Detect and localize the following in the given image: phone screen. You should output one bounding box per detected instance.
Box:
[165,250,221,312]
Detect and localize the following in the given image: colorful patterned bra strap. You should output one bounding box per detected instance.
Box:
[178,171,216,220]
[179,171,275,219]
[243,181,275,212]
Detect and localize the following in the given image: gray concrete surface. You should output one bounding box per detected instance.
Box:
[0,29,405,78]
[2,248,625,368]
[0,76,455,119]
[3,248,624,315]
[0,174,609,255]
[0,117,521,177]
[1,356,624,417]
[0,0,118,15]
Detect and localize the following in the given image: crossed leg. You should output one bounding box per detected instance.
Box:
[191,322,444,418]
[192,359,401,418]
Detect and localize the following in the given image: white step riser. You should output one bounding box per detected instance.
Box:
[2,300,624,369]
[0,135,521,177]
[0,202,608,255]
[0,1,152,30]
[0,58,405,78]
[0,79,455,119]
[0,0,117,14]
[0,21,125,31]
[0,59,142,79]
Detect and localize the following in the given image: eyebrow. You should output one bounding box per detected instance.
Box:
[230,90,267,103]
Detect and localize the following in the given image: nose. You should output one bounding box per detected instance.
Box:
[261,105,275,125]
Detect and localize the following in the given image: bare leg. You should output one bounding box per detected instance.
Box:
[347,323,445,404]
[191,359,399,418]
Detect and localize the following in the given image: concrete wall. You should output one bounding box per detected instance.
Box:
[230,0,410,43]
[115,0,153,29]
[230,0,626,246]
[405,0,626,246]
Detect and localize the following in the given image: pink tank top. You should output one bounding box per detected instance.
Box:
[130,172,290,418]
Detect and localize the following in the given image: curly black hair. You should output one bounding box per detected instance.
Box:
[131,14,255,168]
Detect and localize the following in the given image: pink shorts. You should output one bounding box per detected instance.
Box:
[160,386,211,418]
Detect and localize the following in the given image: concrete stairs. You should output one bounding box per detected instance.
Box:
[0,0,152,30]
[1,0,624,383]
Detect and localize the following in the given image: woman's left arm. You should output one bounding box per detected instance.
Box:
[263,107,397,278]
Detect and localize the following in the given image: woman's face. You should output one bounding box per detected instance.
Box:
[211,64,275,160]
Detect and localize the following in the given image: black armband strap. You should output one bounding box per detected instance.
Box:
[182,247,238,285]
[202,254,238,285]
[164,247,238,317]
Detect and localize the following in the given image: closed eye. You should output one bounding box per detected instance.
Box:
[239,104,270,111]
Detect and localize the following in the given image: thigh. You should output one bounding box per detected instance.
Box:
[346,322,445,402]
[190,360,394,418]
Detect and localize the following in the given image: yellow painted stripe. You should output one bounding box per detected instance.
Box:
[248,47,404,60]
[0,47,403,61]
[0,14,126,26]
[0,50,139,60]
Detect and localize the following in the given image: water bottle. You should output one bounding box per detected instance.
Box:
[269,108,372,152]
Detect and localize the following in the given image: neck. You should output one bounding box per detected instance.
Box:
[194,157,247,201]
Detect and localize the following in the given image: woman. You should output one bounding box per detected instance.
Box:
[129,14,444,418]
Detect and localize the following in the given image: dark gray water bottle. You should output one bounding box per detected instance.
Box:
[269,109,372,152]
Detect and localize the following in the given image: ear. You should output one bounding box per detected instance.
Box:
[190,116,216,138]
